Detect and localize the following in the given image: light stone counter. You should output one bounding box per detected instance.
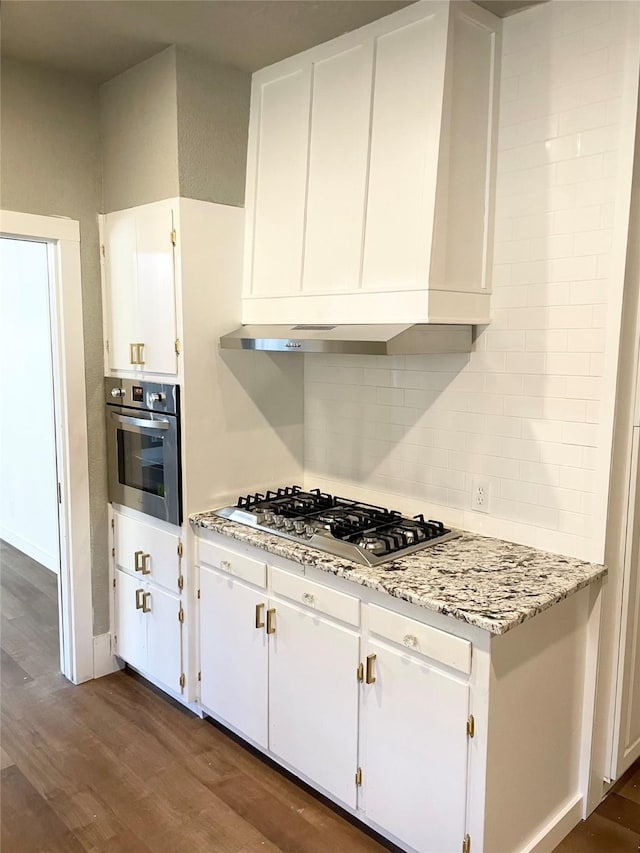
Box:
[190,513,606,635]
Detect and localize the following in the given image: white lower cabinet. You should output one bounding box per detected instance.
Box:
[199,566,268,748]
[361,638,470,853]
[114,567,184,694]
[115,568,147,672]
[268,598,360,807]
[197,533,471,851]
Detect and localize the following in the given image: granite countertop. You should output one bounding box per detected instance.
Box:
[190,512,606,635]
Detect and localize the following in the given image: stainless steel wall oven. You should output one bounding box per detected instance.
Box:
[105,378,182,526]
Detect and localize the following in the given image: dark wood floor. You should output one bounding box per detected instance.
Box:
[2,539,639,853]
[0,540,392,853]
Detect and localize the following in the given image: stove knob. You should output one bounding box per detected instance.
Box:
[149,392,165,403]
[273,515,284,527]
[263,511,274,525]
[284,518,294,531]
[110,387,125,398]
[293,520,306,534]
[305,525,315,537]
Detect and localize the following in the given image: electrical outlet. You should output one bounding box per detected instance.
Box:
[472,479,490,513]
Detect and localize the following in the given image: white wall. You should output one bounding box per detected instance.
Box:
[304,0,640,563]
[0,238,59,571]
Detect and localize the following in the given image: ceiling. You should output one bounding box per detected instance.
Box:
[0,0,545,84]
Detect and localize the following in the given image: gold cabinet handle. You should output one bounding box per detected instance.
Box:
[255,603,265,629]
[140,553,151,575]
[142,591,151,613]
[266,608,276,635]
[129,343,137,365]
[134,550,144,572]
[403,634,418,649]
[135,588,144,610]
[220,559,232,571]
[302,592,315,606]
[137,343,145,365]
[366,653,377,684]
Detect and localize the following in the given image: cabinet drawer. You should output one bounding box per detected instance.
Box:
[198,538,266,589]
[271,567,360,627]
[368,604,471,675]
[114,512,181,592]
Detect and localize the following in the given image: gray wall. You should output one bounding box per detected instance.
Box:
[100,46,180,213]
[0,57,109,634]
[175,48,251,206]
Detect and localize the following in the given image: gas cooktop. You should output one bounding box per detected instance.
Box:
[214,486,459,568]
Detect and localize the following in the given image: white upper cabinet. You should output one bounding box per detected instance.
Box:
[242,0,501,325]
[103,199,178,375]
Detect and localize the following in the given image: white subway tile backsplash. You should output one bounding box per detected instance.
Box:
[558,101,608,136]
[302,0,632,562]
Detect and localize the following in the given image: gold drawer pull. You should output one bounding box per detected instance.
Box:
[137,343,145,365]
[220,559,232,571]
[266,608,276,635]
[302,592,315,606]
[135,588,144,610]
[255,603,265,629]
[134,550,144,572]
[403,634,418,649]
[142,592,151,613]
[140,553,151,575]
[129,343,137,365]
[366,653,377,684]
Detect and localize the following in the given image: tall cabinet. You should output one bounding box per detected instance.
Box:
[100,197,304,701]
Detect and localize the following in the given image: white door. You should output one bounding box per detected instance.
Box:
[361,638,470,853]
[200,567,268,747]
[145,583,183,694]
[268,599,360,807]
[115,568,147,672]
[302,42,373,294]
[0,237,60,573]
[104,212,139,372]
[135,203,177,375]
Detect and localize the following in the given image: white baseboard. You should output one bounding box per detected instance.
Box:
[523,794,583,853]
[0,525,58,573]
[93,633,124,679]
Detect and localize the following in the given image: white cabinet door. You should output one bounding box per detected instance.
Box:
[249,65,311,297]
[114,510,181,594]
[104,212,138,372]
[103,201,177,376]
[362,12,448,293]
[200,567,268,747]
[145,583,183,695]
[361,638,469,853]
[268,598,360,808]
[135,203,177,375]
[115,568,146,672]
[302,42,373,294]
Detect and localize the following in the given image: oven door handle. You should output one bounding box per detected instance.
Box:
[111,412,171,431]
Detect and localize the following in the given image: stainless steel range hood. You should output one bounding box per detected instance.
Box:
[219,324,472,356]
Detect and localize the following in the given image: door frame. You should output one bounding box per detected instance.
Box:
[0,209,94,684]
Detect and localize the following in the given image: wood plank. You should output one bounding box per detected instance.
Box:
[614,760,640,805]
[553,812,640,852]
[1,764,85,853]
[0,747,15,770]
[1,647,34,688]
[596,792,640,834]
